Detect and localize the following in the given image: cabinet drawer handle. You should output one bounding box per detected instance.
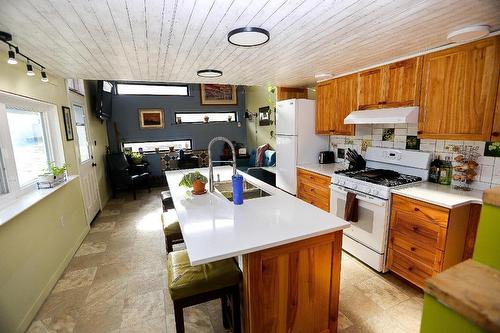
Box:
[410,247,416,252]
[417,130,423,135]
[412,226,419,232]
[414,207,420,212]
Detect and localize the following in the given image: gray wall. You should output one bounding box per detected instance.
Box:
[107,84,246,176]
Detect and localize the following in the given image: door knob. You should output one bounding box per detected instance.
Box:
[92,163,97,167]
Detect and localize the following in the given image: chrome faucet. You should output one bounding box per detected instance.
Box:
[208,136,237,192]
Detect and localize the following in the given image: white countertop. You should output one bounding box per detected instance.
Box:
[297,162,347,178]
[0,175,79,226]
[391,182,483,209]
[165,166,350,265]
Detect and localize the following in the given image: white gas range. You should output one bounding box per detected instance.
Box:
[330,147,431,272]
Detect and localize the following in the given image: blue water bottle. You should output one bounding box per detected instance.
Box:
[232,174,244,205]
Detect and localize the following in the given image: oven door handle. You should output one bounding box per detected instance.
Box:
[330,185,387,207]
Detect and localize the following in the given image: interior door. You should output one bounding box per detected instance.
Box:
[73,102,101,223]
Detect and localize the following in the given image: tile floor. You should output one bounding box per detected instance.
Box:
[28,189,423,333]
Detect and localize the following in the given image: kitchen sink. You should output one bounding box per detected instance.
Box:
[213,180,271,201]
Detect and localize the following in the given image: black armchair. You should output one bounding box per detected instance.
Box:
[107,153,151,200]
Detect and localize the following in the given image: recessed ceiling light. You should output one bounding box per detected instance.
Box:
[447,25,490,43]
[228,27,270,47]
[197,69,223,78]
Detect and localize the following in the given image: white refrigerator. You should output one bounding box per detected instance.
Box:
[275,99,328,195]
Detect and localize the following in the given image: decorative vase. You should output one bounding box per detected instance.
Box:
[192,180,206,194]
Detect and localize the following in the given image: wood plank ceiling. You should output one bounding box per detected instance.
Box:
[0,0,499,87]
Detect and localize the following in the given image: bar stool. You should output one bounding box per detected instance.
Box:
[162,211,184,253]
[167,249,241,333]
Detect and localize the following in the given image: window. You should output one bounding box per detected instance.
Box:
[73,104,90,162]
[123,140,192,153]
[6,108,51,186]
[175,112,236,123]
[67,79,85,95]
[0,91,64,205]
[116,83,189,96]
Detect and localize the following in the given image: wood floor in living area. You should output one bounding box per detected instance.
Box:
[28,189,423,333]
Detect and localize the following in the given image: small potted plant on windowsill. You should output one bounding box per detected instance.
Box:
[38,162,68,185]
[179,171,208,195]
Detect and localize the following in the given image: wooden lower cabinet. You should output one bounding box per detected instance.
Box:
[297,168,331,211]
[242,232,343,333]
[387,194,479,289]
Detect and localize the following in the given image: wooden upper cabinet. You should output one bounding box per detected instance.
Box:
[331,74,356,135]
[419,36,500,141]
[357,58,422,110]
[491,77,500,141]
[385,57,422,107]
[357,67,385,110]
[277,87,308,101]
[315,82,333,134]
[315,75,356,136]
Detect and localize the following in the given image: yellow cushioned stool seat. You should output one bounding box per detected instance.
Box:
[167,249,241,301]
[162,212,181,236]
[161,211,183,253]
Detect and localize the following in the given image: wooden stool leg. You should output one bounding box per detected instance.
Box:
[232,286,241,333]
[173,302,185,333]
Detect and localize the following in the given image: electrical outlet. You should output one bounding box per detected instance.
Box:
[59,216,65,227]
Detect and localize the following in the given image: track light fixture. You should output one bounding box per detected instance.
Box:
[26,60,35,76]
[8,46,17,65]
[41,69,49,82]
[1,30,48,82]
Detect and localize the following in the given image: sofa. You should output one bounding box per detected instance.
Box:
[238,149,276,186]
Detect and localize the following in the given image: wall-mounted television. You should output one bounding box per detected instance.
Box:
[95,80,113,120]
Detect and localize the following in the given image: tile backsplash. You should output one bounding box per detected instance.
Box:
[329,123,500,191]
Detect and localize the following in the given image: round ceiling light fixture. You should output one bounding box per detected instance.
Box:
[315,73,333,82]
[228,27,270,47]
[197,69,223,78]
[447,25,490,43]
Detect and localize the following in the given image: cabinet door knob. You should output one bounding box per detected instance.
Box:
[410,247,416,252]
[492,132,499,137]
[408,266,413,272]
[414,207,420,212]
[417,130,423,135]
[412,226,419,231]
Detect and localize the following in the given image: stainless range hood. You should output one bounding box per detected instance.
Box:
[344,106,419,124]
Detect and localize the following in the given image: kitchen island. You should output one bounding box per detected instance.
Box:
[165,166,350,333]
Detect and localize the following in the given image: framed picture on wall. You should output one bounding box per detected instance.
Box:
[200,84,237,105]
[139,108,164,129]
[259,106,271,126]
[62,106,74,141]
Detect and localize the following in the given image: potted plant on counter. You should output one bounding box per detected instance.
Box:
[179,171,208,195]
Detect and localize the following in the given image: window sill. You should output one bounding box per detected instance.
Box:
[0,175,79,226]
